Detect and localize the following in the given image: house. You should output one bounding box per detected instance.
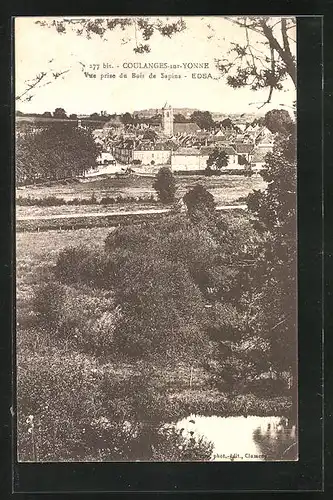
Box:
[97,152,116,165]
[171,144,239,172]
[218,145,239,169]
[113,140,134,164]
[171,147,205,171]
[254,126,275,146]
[232,143,255,163]
[251,146,272,171]
[132,148,171,166]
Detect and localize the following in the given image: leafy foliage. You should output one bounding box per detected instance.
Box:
[264,108,293,135]
[153,167,177,204]
[183,185,216,222]
[17,354,213,461]
[246,128,297,377]
[190,110,215,130]
[53,107,67,119]
[206,148,229,171]
[215,17,296,106]
[16,123,99,184]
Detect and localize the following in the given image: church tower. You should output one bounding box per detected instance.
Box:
[162,102,173,136]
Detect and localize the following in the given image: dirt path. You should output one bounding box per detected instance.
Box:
[16,204,247,221]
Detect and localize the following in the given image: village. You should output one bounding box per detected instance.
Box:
[82,102,274,177]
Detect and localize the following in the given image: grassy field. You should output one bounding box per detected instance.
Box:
[16,202,159,219]
[17,174,266,207]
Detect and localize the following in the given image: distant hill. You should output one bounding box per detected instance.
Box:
[133,108,200,118]
[133,108,264,123]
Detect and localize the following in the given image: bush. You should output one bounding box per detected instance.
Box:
[33,281,118,356]
[66,198,81,205]
[209,355,259,394]
[55,246,93,283]
[55,246,114,287]
[100,196,115,205]
[153,167,176,204]
[112,254,209,361]
[17,352,99,461]
[105,224,161,255]
[183,185,216,222]
[33,282,65,329]
[17,196,66,206]
[152,425,213,461]
[17,354,214,462]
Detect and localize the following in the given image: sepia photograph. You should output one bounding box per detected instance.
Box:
[15,15,298,463]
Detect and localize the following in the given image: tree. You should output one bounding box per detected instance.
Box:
[183,185,216,222]
[246,127,297,412]
[69,113,78,120]
[216,17,296,107]
[53,107,67,119]
[174,113,187,123]
[121,112,133,125]
[89,112,101,120]
[221,118,234,129]
[206,148,229,172]
[42,111,52,118]
[264,108,293,135]
[153,167,176,204]
[16,122,99,184]
[190,111,215,130]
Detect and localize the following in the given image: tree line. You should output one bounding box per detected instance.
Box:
[16,122,99,184]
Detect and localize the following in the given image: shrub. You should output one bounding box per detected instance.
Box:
[113,254,209,362]
[105,224,160,255]
[55,246,93,283]
[16,196,66,206]
[33,280,118,356]
[17,354,213,462]
[67,198,81,205]
[33,282,65,329]
[55,245,117,289]
[183,185,216,222]
[152,425,213,461]
[206,302,248,343]
[17,352,98,461]
[153,167,176,204]
[100,196,115,205]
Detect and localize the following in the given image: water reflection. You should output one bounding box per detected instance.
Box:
[252,417,297,461]
[176,415,298,461]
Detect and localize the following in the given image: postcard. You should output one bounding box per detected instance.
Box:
[15,15,298,463]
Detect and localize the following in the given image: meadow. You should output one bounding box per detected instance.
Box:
[16,174,266,210]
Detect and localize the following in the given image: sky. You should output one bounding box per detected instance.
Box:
[15,16,296,116]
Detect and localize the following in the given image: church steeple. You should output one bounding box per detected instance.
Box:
[162,102,173,136]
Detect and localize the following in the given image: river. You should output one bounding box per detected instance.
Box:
[176,415,298,461]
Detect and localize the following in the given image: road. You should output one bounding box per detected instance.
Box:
[16,204,247,221]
